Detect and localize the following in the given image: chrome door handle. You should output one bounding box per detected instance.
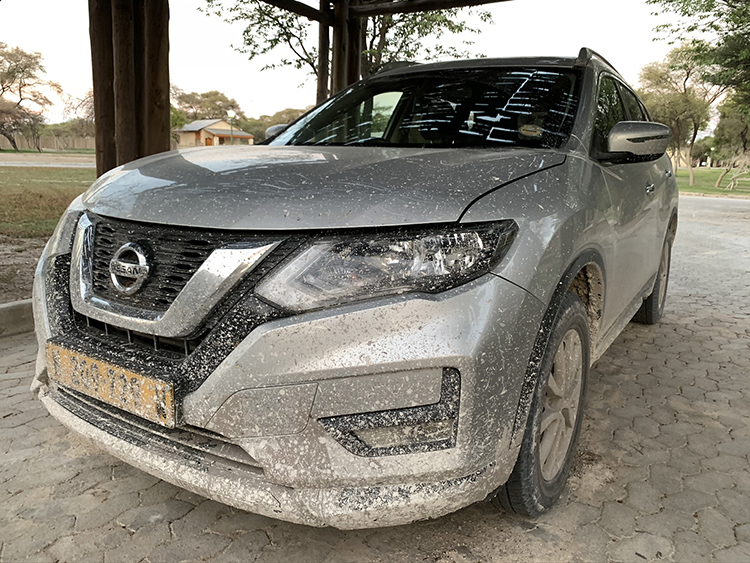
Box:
[645,183,655,194]
[665,170,673,178]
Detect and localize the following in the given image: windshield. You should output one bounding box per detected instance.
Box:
[271,67,581,149]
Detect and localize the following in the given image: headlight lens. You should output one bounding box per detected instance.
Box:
[45,195,85,258]
[256,221,517,312]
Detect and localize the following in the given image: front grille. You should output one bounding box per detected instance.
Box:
[89,214,275,312]
[74,311,202,359]
[53,384,264,474]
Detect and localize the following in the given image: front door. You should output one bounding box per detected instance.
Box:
[593,75,660,331]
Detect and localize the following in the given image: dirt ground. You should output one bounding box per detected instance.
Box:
[0,235,47,303]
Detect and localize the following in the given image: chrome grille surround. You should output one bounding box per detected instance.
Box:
[70,213,282,338]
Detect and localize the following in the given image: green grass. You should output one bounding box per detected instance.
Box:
[0,166,96,238]
[676,168,750,197]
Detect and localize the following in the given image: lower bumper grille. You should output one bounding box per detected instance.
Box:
[51,384,263,474]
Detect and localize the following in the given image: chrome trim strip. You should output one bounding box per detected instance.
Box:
[70,214,281,338]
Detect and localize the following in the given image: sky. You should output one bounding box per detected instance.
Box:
[0,0,677,123]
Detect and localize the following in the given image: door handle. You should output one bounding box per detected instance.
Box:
[665,170,673,178]
[645,183,655,194]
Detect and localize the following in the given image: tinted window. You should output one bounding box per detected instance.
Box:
[272,68,581,149]
[619,85,647,122]
[593,76,625,154]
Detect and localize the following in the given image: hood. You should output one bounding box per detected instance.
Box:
[83,145,565,230]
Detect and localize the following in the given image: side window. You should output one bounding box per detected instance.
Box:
[593,76,625,154]
[368,92,403,138]
[619,84,647,122]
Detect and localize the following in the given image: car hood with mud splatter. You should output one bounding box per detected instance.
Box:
[82,145,565,230]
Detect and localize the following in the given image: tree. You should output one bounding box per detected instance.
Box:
[203,0,492,101]
[638,44,726,185]
[648,1,750,105]
[0,98,25,151]
[173,88,247,121]
[239,107,309,141]
[712,96,750,188]
[0,43,59,151]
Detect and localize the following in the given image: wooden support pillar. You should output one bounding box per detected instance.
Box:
[316,0,330,104]
[143,0,171,155]
[330,0,363,94]
[89,0,117,177]
[345,0,362,86]
[331,0,349,94]
[89,0,171,176]
[111,0,139,166]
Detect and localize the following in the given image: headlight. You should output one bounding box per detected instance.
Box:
[45,195,85,258]
[256,221,517,312]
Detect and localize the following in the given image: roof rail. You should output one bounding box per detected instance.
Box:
[574,47,618,72]
[376,61,421,74]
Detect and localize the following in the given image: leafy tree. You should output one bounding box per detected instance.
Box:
[0,42,60,110]
[0,43,60,151]
[691,135,714,165]
[202,0,492,100]
[239,107,309,141]
[0,99,25,151]
[173,88,247,121]
[20,112,46,151]
[647,0,749,39]
[712,96,750,188]
[638,44,726,185]
[648,1,750,106]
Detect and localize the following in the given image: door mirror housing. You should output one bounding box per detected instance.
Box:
[265,124,289,140]
[603,121,671,163]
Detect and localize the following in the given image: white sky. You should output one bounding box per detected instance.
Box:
[0,0,676,123]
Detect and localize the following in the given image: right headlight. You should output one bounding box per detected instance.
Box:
[255,221,517,312]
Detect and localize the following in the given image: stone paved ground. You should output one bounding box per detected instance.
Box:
[1,196,749,563]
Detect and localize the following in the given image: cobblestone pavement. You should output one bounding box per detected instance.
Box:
[1,196,749,563]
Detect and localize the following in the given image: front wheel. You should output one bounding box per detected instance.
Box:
[493,291,590,516]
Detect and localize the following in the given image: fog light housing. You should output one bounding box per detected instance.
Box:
[353,419,456,449]
[319,368,460,457]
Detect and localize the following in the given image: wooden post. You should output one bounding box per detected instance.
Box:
[345,0,362,86]
[316,0,330,104]
[112,0,139,166]
[331,0,348,94]
[133,0,147,157]
[89,0,117,176]
[144,0,171,155]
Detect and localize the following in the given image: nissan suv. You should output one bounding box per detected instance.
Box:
[32,48,677,529]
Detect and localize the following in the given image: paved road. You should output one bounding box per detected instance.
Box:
[1,196,749,562]
[0,162,96,168]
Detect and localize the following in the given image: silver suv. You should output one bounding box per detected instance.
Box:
[33,48,677,529]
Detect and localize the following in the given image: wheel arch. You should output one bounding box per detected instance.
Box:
[509,248,606,443]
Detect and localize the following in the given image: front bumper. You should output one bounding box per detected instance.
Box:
[34,249,544,528]
[41,387,516,528]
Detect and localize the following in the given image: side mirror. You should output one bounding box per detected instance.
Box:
[265,124,288,139]
[606,121,671,161]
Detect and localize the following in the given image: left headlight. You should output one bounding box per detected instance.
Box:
[256,221,517,312]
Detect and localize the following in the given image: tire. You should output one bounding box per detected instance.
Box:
[633,239,671,325]
[493,291,590,516]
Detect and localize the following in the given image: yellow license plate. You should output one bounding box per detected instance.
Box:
[46,342,176,428]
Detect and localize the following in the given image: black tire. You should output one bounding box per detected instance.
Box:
[493,291,590,516]
[633,239,671,325]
